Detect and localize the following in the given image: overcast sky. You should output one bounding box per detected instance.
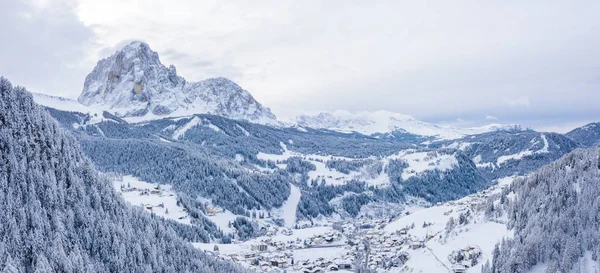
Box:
[1,0,599,132]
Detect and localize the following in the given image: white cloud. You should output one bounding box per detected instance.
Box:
[486,115,498,120]
[0,0,94,96]
[504,96,531,108]
[1,0,599,129]
[535,120,596,133]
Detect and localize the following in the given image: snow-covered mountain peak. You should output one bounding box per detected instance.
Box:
[296,110,414,134]
[296,110,521,139]
[78,41,278,124]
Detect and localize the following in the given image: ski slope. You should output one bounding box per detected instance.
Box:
[281,184,301,228]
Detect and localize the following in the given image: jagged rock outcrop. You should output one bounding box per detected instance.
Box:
[78,41,277,124]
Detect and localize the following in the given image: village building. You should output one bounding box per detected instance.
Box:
[452,264,467,273]
[410,240,425,250]
[251,243,268,251]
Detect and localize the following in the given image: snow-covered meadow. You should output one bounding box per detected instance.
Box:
[257,142,461,188]
[111,175,192,225]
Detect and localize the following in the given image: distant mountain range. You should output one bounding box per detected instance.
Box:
[295,110,521,140]
[28,40,527,139]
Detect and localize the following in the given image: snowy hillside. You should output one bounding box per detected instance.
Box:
[31,92,108,123]
[32,92,94,113]
[483,147,600,273]
[295,110,520,140]
[111,175,192,225]
[432,131,580,180]
[191,176,518,273]
[43,103,489,223]
[0,77,247,273]
[383,177,517,273]
[30,71,600,273]
[258,142,466,189]
[78,41,278,125]
[565,122,600,147]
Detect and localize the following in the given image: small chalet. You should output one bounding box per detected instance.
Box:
[251,244,268,252]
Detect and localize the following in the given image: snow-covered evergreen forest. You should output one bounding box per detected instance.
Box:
[7,70,600,272]
[2,1,600,270]
[0,78,248,272]
[482,147,600,273]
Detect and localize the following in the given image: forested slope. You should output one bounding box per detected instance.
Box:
[483,147,600,273]
[0,78,247,272]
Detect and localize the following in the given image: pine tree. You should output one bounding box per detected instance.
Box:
[0,78,249,273]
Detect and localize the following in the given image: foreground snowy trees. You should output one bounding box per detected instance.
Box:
[483,147,600,273]
[0,78,248,272]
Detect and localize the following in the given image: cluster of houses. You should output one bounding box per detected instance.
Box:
[201,183,501,273]
[205,226,350,272]
[347,222,416,271]
[447,246,483,272]
[205,206,223,216]
[210,243,291,272]
[204,187,499,273]
[295,257,353,272]
[120,184,161,195]
[305,231,343,246]
[205,210,484,272]
[117,183,169,212]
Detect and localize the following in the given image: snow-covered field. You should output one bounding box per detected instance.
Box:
[383,177,521,273]
[112,175,251,235]
[385,204,511,273]
[207,210,239,234]
[112,175,191,225]
[269,226,334,243]
[391,150,458,180]
[32,92,108,124]
[257,142,362,186]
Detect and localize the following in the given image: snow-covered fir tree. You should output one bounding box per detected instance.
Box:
[0,78,248,272]
[483,147,600,273]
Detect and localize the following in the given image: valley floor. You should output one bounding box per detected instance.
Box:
[188,178,518,273]
[111,173,597,273]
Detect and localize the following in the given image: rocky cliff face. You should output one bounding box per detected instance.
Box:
[78,41,278,124]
